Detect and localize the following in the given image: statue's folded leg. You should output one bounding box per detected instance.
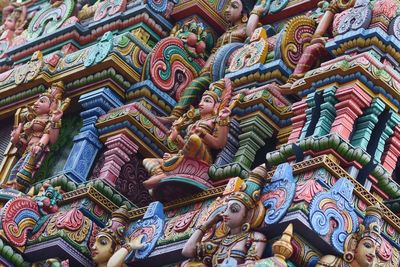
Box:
[182,134,212,164]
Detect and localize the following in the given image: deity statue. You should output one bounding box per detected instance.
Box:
[316,204,383,267]
[181,165,268,266]
[4,81,70,192]
[160,0,268,123]
[0,3,27,42]
[143,78,233,190]
[277,0,355,92]
[91,206,145,267]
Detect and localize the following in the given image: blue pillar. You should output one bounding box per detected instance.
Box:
[62,88,122,183]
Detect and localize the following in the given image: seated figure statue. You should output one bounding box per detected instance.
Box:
[181,165,268,266]
[316,204,383,267]
[91,206,144,267]
[143,78,232,191]
[160,0,268,123]
[4,81,70,192]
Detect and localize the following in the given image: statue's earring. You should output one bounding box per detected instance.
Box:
[241,223,250,233]
[344,251,354,262]
[241,14,248,23]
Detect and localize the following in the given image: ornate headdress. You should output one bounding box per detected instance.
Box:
[40,81,65,103]
[98,206,130,247]
[357,204,382,244]
[225,164,267,228]
[344,204,383,260]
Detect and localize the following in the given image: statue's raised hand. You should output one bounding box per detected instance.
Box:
[218,107,231,120]
[51,109,63,123]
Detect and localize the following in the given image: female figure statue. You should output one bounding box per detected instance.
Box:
[0,3,27,42]
[181,166,268,266]
[316,205,382,267]
[5,81,70,192]
[162,0,268,122]
[143,79,232,189]
[91,206,144,267]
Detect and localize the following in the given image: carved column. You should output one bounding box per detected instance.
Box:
[330,83,372,141]
[233,116,274,170]
[287,99,308,143]
[98,133,138,186]
[381,125,400,173]
[299,92,317,140]
[313,86,338,137]
[63,88,122,183]
[351,98,385,150]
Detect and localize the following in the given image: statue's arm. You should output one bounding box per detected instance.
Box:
[244,232,267,263]
[182,214,222,258]
[200,123,229,150]
[246,3,269,37]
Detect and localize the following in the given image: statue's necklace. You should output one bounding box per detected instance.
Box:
[221,232,248,246]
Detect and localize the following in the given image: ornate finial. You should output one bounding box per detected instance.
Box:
[272,224,294,263]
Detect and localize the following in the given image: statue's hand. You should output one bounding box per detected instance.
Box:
[163,153,172,160]
[204,213,223,230]
[218,107,231,120]
[51,109,63,123]
[168,127,179,141]
[310,36,328,46]
[253,0,269,16]
[10,124,23,144]
[129,234,145,250]
[32,144,43,155]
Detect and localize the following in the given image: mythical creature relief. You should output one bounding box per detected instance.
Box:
[33,183,63,216]
[0,183,63,248]
[142,78,233,201]
[2,81,70,193]
[316,204,388,267]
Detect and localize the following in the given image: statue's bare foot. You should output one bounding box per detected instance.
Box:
[143,174,167,189]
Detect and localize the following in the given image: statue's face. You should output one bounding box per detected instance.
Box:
[33,96,51,115]
[4,16,16,31]
[353,237,378,267]
[91,234,114,265]
[222,200,247,229]
[198,94,217,117]
[225,0,244,24]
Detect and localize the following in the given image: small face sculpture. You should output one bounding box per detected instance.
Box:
[33,95,51,115]
[353,237,378,267]
[222,200,247,229]
[3,16,16,31]
[91,234,115,265]
[198,94,217,117]
[225,0,244,24]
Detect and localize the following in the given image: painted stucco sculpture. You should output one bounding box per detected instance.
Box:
[143,78,233,200]
[181,164,268,266]
[4,81,70,192]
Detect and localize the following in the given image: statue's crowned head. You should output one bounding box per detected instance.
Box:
[98,205,130,248]
[225,165,267,230]
[91,206,130,265]
[343,204,383,265]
